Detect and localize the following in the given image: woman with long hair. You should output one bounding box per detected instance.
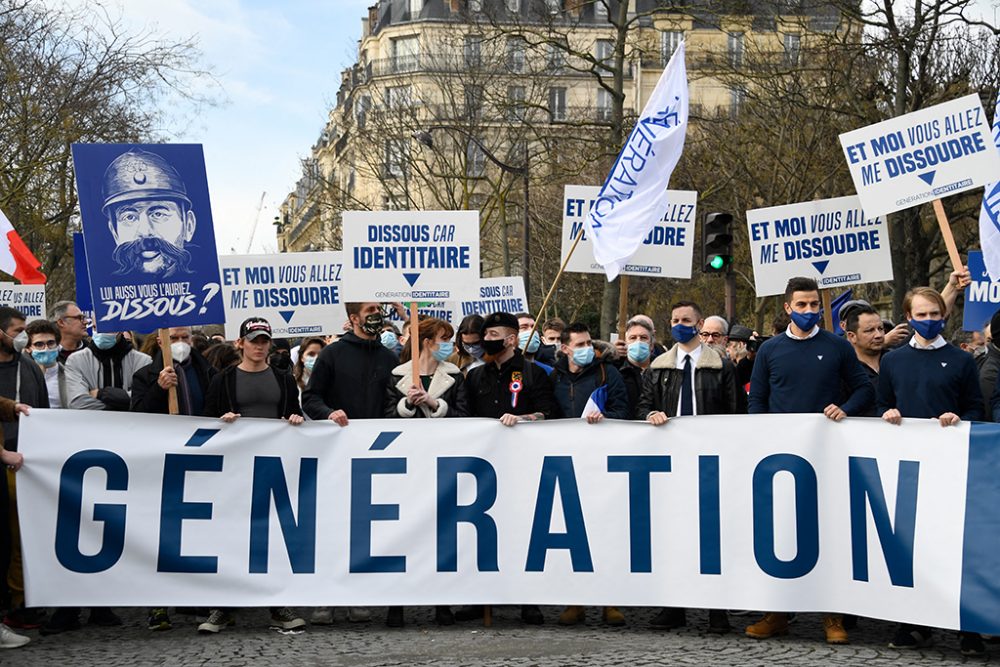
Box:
[293,336,326,393]
[448,313,485,374]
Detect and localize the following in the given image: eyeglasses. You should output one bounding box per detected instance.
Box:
[30,340,58,350]
[62,314,92,325]
[698,332,726,340]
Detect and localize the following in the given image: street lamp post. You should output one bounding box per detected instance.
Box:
[413,127,530,298]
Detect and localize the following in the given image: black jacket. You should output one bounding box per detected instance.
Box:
[617,360,646,416]
[203,365,302,419]
[550,353,630,419]
[1,355,48,451]
[460,350,556,419]
[384,360,468,418]
[980,343,1000,420]
[302,332,398,420]
[131,349,216,415]
[636,343,746,419]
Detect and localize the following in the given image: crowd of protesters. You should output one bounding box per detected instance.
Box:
[0,267,994,655]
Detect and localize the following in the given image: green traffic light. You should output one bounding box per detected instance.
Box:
[710,255,725,270]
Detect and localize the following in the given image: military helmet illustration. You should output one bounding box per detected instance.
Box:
[101,148,192,216]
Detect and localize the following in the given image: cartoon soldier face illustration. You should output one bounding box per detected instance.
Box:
[101,148,197,277]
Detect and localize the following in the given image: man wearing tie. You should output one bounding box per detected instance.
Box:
[635,300,744,632]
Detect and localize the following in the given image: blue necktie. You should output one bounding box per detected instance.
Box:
[680,354,693,416]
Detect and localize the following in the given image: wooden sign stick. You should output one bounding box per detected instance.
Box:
[158,327,179,415]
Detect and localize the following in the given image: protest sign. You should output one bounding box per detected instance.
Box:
[19,411,1000,636]
[746,195,893,297]
[71,144,225,332]
[962,250,1000,331]
[840,94,1000,217]
[385,302,454,327]
[72,233,96,329]
[0,283,44,319]
[562,186,698,278]
[341,211,479,302]
[220,252,343,339]
[455,276,528,319]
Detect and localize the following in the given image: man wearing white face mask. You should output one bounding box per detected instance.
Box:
[64,328,151,411]
[131,327,216,418]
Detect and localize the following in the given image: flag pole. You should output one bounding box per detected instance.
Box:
[527,226,586,343]
[932,199,963,272]
[821,290,833,332]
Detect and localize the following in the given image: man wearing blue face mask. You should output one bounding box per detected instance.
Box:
[745,277,874,645]
[618,318,655,413]
[516,312,555,371]
[64,329,151,411]
[878,286,983,654]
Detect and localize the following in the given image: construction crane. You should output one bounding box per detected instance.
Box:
[244,191,267,254]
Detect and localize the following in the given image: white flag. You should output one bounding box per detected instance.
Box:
[584,42,689,281]
[979,96,1000,281]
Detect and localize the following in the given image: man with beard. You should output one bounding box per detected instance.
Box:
[101,148,196,278]
[454,311,555,626]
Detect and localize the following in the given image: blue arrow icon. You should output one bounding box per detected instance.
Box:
[917,171,936,186]
[402,273,421,287]
[370,431,402,451]
[278,310,294,323]
[185,428,221,447]
[812,260,829,275]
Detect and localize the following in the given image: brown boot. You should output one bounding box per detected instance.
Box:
[602,607,625,626]
[745,612,789,639]
[824,615,849,644]
[558,606,586,626]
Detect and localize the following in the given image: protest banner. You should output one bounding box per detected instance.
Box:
[746,195,893,297]
[71,144,225,332]
[562,186,698,279]
[73,233,96,330]
[454,276,528,319]
[18,411,1000,636]
[0,283,45,319]
[962,250,999,332]
[220,252,343,339]
[840,94,1000,218]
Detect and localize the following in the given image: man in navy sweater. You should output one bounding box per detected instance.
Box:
[746,277,874,645]
[877,286,984,655]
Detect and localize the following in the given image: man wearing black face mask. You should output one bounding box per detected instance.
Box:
[269,338,293,373]
[303,302,398,426]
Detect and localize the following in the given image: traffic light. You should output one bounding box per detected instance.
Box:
[702,212,734,273]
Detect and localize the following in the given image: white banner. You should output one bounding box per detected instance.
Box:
[18,410,1000,635]
[746,196,893,296]
[563,186,697,278]
[219,252,342,339]
[840,94,1000,216]
[383,277,529,328]
[341,211,479,302]
[0,282,45,320]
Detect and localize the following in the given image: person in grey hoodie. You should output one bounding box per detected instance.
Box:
[64,331,151,410]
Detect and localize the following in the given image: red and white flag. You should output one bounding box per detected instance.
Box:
[0,208,46,284]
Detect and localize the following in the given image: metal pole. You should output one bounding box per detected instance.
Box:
[724,270,737,324]
[521,143,530,301]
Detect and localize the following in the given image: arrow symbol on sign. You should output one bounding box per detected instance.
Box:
[812,261,829,275]
[278,310,295,323]
[369,431,402,451]
[917,170,936,186]
[402,273,421,287]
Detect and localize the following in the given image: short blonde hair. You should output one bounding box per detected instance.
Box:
[902,287,946,317]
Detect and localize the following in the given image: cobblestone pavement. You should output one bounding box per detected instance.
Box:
[0,607,989,666]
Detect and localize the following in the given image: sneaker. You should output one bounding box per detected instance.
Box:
[197,609,235,634]
[0,624,30,649]
[310,607,334,625]
[269,607,306,631]
[88,608,122,627]
[961,632,986,656]
[558,605,586,626]
[347,607,370,623]
[650,607,686,629]
[521,605,544,625]
[888,626,933,649]
[745,613,789,639]
[434,606,455,626]
[147,608,172,631]
[824,615,849,645]
[602,607,626,627]
[708,609,732,634]
[40,608,81,636]
[3,607,46,630]
[386,606,404,628]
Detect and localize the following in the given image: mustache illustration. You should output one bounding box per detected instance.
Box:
[112,237,193,277]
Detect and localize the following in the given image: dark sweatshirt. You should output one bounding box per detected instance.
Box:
[302,331,398,420]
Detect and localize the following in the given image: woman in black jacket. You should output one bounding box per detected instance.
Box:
[382,317,466,629]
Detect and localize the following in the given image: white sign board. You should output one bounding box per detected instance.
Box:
[746,196,893,297]
[342,211,479,301]
[219,252,342,339]
[453,276,528,320]
[839,94,1000,216]
[0,283,45,320]
[562,186,697,278]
